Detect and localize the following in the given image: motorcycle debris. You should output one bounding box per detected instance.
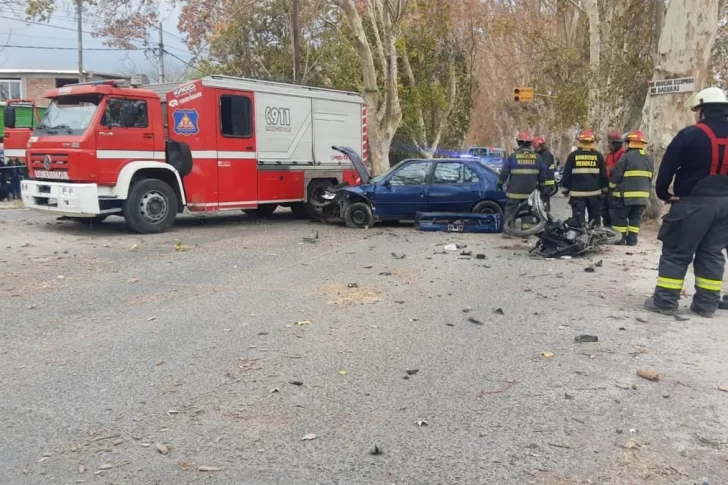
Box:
[347,283,359,288]
[391,252,406,259]
[379,271,392,276]
[369,444,383,455]
[493,308,504,315]
[302,231,319,244]
[476,254,486,259]
[574,335,599,343]
[584,267,596,273]
[468,317,484,325]
[595,259,603,267]
[460,250,472,256]
[405,369,419,375]
[462,306,473,313]
[444,244,458,252]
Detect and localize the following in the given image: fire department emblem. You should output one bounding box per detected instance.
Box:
[173,109,200,136]
[43,154,52,170]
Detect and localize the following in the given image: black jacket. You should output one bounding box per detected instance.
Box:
[538,149,556,185]
[499,146,546,199]
[562,148,608,197]
[610,148,654,206]
[656,116,728,201]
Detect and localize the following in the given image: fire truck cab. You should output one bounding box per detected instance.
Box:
[18,75,367,233]
[2,99,43,165]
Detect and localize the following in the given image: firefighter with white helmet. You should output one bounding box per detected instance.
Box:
[646,86,728,317]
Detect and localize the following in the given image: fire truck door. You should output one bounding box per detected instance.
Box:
[215,90,258,207]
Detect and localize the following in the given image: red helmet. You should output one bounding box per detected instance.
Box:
[516,132,533,143]
[532,136,546,147]
[576,130,596,143]
[626,129,647,143]
[607,130,622,142]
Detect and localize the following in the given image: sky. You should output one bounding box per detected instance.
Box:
[0,4,193,81]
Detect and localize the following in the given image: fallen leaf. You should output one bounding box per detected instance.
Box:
[540,352,555,358]
[674,314,691,322]
[130,244,138,250]
[156,443,169,455]
[174,241,186,252]
[584,267,595,273]
[156,360,164,366]
[295,320,311,326]
[198,465,223,472]
[338,370,347,376]
[127,277,139,284]
[637,368,661,382]
[301,433,317,441]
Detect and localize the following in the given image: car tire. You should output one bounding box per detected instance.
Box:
[306,179,334,221]
[123,179,178,234]
[344,201,373,229]
[243,204,277,217]
[472,200,503,215]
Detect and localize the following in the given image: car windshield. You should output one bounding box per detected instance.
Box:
[369,160,409,184]
[35,94,103,135]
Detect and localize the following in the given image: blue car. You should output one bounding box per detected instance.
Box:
[326,147,506,228]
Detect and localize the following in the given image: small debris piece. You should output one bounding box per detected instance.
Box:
[561,255,572,260]
[78,465,85,474]
[462,306,473,313]
[338,370,348,375]
[637,368,661,382]
[718,385,728,392]
[289,380,304,386]
[127,277,139,284]
[301,433,317,441]
[540,352,555,358]
[584,267,595,273]
[574,335,599,343]
[493,307,504,315]
[130,244,138,250]
[347,283,358,288]
[57,275,65,280]
[460,250,472,256]
[468,317,484,325]
[444,244,458,252]
[379,271,392,276]
[391,252,406,259]
[636,316,648,323]
[405,369,419,376]
[98,464,113,470]
[198,466,223,472]
[619,327,627,331]
[174,241,186,252]
[156,443,169,455]
[270,388,279,393]
[564,392,575,400]
[595,260,603,267]
[295,320,311,326]
[394,300,405,304]
[476,254,486,260]
[147,316,157,321]
[674,314,691,322]
[167,409,179,414]
[302,231,320,244]
[369,444,383,455]
[112,438,123,446]
[415,420,429,427]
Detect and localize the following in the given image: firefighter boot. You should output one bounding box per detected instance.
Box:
[626,232,638,246]
[644,297,677,315]
[719,294,728,310]
[690,301,715,318]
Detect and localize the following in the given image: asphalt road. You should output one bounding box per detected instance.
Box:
[1,198,727,485]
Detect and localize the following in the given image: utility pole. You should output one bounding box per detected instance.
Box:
[292,0,301,83]
[76,0,85,82]
[157,22,165,83]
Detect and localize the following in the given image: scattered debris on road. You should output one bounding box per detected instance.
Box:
[369,444,383,455]
[574,335,598,343]
[405,369,419,375]
[637,368,661,382]
[174,240,186,252]
[156,443,169,455]
[301,433,317,441]
[302,231,319,244]
[338,370,347,375]
[289,380,304,386]
[540,352,555,358]
[295,320,311,326]
[468,317,483,325]
[493,307,504,315]
[415,420,429,427]
[636,316,648,323]
[198,465,223,472]
[391,252,406,259]
[584,266,595,273]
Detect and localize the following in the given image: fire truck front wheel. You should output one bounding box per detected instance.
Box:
[123,179,178,234]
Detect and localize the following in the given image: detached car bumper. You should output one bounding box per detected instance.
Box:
[22,180,102,216]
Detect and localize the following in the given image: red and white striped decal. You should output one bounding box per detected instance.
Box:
[362,105,368,167]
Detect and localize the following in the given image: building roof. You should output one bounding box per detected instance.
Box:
[0,69,127,78]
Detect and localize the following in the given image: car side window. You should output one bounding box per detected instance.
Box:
[389,162,432,186]
[463,165,480,183]
[433,163,463,184]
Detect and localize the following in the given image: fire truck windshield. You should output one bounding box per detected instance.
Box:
[35,94,103,135]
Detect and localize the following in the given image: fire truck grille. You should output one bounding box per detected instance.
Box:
[30,153,70,167]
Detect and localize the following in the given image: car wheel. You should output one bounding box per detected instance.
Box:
[472,200,503,215]
[344,201,373,229]
[123,179,178,234]
[243,204,277,217]
[306,179,333,221]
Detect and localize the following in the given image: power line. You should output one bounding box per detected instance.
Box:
[0,14,93,35]
[2,44,138,51]
[163,49,207,76]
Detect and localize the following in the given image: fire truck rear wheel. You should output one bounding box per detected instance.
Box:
[243,204,277,217]
[306,179,334,221]
[124,179,178,234]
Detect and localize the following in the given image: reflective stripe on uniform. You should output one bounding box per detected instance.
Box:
[657,276,684,290]
[695,276,722,292]
[572,168,600,174]
[627,226,640,234]
[613,191,650,198]
[512,168,540,175]
[609,181,617,189]
[544,180,555,186]
[624,170,652,177]
[612,225,628,233]
[570,190,603,197]
[549,164,555,169]
[506,193,530,199]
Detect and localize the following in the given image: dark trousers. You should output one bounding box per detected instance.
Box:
[601,194,612,226]
[569,196,601,227]
[611,198,645,244]
[541,190,551,212]
[9,179,21,199]
[653,197,728,313]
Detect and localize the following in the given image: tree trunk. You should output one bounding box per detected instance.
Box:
[640,0,722,218]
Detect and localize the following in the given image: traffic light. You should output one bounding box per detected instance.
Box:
[514,88,521,102]
[513,87,534,103]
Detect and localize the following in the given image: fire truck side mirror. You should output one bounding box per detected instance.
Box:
[121,103,136,128]
[4,106,16,129]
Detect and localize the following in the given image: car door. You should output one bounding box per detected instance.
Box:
[374,161,433,218]
[427,162,482,213]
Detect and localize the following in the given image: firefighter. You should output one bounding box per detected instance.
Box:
[645,86,728,318]
[498,132,546,222]
[561,130,608,226]
[608,130,653,245]
[533,136,555,211]
[602,130,625,226]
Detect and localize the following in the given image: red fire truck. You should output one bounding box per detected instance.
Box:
[16,75,367,233]
[2,99,43,165]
